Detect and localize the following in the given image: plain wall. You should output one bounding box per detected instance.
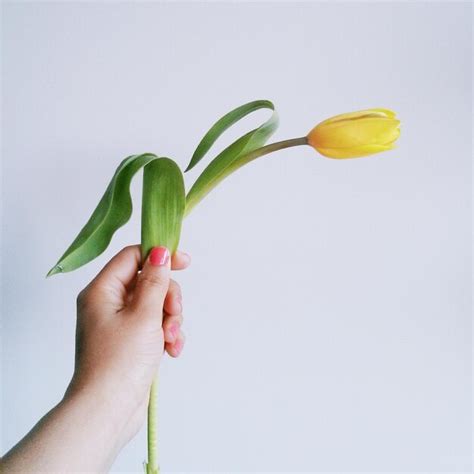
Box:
[2,2,472,473]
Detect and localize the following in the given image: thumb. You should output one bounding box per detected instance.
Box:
[130,246,171,317]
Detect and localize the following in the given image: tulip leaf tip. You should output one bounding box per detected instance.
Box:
[46,265,62,278]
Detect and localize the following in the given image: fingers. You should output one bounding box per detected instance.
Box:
[129,246,170,318]
[171,251,191,271]
[163,279,185,357]
[163,318,185,358]
[90,245,141,292]
[164,279,182,315]
[166,331,185,358]
[163,312,183,342]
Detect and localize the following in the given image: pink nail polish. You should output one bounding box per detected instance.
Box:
[166,328,175,342]
[149,247,169,266]
[174,338,183,355]
[167,324,179,342]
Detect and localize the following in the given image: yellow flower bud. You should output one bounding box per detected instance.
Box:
[307,109,400,159]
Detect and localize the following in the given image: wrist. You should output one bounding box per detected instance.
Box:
[66,369,150,412]
[63,379,147,450]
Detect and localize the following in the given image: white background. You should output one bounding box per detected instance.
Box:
[2,2,472,473]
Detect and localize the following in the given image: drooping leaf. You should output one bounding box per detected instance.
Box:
[185,99,275,172]
[185,100,279,215]
[47,153,159,276]
[141,158,185,261]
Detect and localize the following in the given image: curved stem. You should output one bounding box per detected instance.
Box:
[184,136,308,216]
[242,136,308,157]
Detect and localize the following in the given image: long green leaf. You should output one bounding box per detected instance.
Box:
[185,99,275,172]
[185,100,279,215]
[141,158,185,261]
[142,158,185,474]
[47,153,159,276]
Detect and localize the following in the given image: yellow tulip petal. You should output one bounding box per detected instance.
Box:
[306,108,400,159]
[308,118,400,149]
[370,108,397,119]
[317,108,396,127]
[316,143,396,159]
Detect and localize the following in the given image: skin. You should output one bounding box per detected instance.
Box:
[1,245,190,473]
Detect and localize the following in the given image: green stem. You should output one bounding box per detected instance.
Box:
[141,164,161,474]
[243,136,308,157]
[146,376,159,474]
[184,136,308,216]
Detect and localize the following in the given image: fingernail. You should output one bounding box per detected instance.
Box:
[149,247,170,266]
[172,323,180,339]
[174,338,183,356]
[166,323,179,342]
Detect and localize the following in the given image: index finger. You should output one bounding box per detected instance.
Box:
[171,250,191,270]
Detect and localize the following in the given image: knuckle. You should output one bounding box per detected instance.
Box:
[123,244,140,254]
[169,280,182,298]
[76,288,89,308]
[165,313,183,327]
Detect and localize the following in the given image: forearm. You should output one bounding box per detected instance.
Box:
[1,387,136,473]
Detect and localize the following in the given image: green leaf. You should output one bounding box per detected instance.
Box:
[185,100,279,215]
[185,99,275,172]
[141,158,185,261]
[47,153,159,276]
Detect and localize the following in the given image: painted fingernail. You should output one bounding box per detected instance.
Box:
[165,329,175,342]
[149,247,170,266]
[173,338,183,356]
[166,323,179,342]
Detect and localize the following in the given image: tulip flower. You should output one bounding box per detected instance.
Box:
[306,109,401,158]
[47,100,400,473]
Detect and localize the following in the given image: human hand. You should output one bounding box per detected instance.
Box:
[1,245,190,473]
[65,245,190,445]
